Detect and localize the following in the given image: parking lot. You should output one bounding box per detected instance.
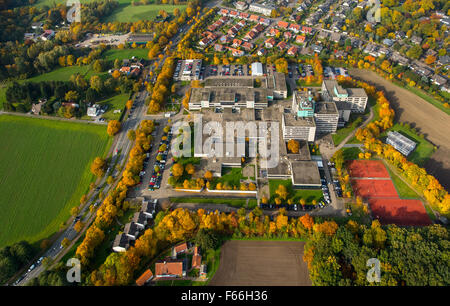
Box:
[204,64,252,78]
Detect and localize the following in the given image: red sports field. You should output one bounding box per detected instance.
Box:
[348,160,431,226]
[351,179,398,198]
[369,199,432,226]
[347,160,390,178]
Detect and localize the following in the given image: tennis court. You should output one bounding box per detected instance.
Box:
[347,160,390,178]
[369,198,431,226]
[351,179,398,199]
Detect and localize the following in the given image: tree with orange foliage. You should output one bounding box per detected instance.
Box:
[107,120,121,136]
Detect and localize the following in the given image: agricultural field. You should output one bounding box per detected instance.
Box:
[0,115,111,247]
[209,240,311,286]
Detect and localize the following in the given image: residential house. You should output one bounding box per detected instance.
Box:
[296,35,306,44]
[411,36,423,45]
[284,31,293,41]
[287,46,298,56]
[277,41,288,51]
[136,269,153,286]
[219,8,229,16]
[242,42,254,51]
[239,12,250,20]
[132,212,148,230]
[87,105,101,117]
[155,259,187,278]
[257,48,267,56]
[219,35,232,44]
[172,242,189,258]
[141,199,157,218]
[229,10,239,18]
[267,27,280,37]
[112,233,129,252]
[232,39,243,47]
[288,23,300,33]
[301,26,312,35]
[254,24,265,32]
[41,30,55,41]
[265,37,276,48]
[229,47,245,57]
[234,1,248,10]
[318,30,329,40]
[259,18,271,26]
[124,222,140,240]
[244,30,257,41]
[431,74,447,86]
[31,22,43,30]
[214,43,225,52]
[330,32,341,43]
[191,246,202,270]
[249,14,260,22]
[277,20,289,30]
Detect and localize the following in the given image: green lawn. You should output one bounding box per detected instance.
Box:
[268,179,323,204]
[342,147,362,160]
[81,93,129,121]
[210,167,244,189]
[385,165,419,199]
[104,48,150,61]
[380,123,435,166]
[104,1,187,23]
[332,116,363,146]
[0,66,93,106]
[0,115,111,247]
[169,197,251,208]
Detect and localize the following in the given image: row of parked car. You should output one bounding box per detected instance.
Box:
[148,130,173,191]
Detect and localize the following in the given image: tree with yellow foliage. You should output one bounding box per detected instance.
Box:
[107,120,121,136]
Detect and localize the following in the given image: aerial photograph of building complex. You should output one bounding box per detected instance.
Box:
[0,0,448,299]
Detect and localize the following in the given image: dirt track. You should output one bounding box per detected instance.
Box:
[209,240,312,286]
[348,69,450,191]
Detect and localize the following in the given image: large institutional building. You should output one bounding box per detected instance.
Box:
[188,72,287,110]
[321,80,368,113]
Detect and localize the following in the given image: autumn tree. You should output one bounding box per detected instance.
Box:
[275,184,288,200]
[107,120,121,136]
[287,139,300,154]
[171,163,184,177]
[90,157,106,177]
[74,221,84,233]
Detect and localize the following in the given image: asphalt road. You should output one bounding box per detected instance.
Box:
[14,80,149,286]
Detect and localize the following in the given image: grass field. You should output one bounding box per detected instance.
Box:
[268,179,323,204]
[380,123,435,166]
[0,115,111,247]
[104,48,149,61]
[385,165,420,199]
[332,116,363,146]
[34,0,187,22]
[169,197,252,208]
[104,1,187,23]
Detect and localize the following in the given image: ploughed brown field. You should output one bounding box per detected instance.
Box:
[209,240,312,286]
[349,69,450,191]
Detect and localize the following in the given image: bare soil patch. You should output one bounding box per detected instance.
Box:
[348,69,450,191]
[209,240,312,286]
